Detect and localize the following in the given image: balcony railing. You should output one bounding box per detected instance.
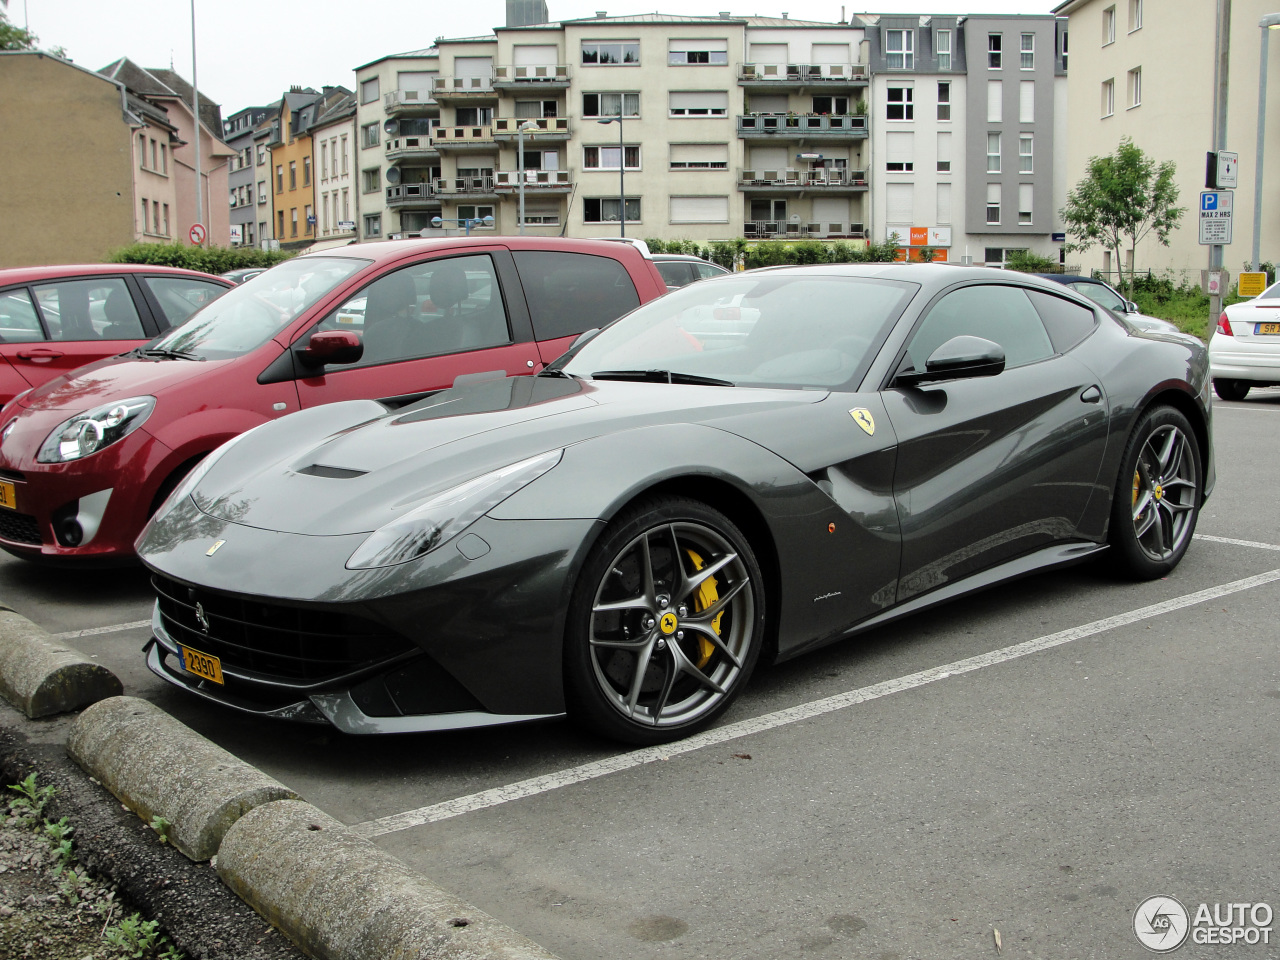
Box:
[431,125,495,146]
[738,168,868,188]
[385,136,439,161]
[385,182,440,206]
[737,113,868,137]
[493,169,573,190]
[384,89,436,112]
[739,62,868,82]
[493,64,570,85]
[433,175,497,195]
[492,117,571,138]
[744,220,866,239]
[431,75,496,96]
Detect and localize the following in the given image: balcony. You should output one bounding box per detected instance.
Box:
[385,183,440,208]
[431,126,496,151]
[737,168,868,193]
[744,220,866,239]
[737,114,868,140]
[738,62,868,89]
[492,64,570,89]
[493,169,573,193]
[385,136,439,162]
[492,117,571,141]
[432,175,499,201]
[431,75,496,99]
[384,89,436,114]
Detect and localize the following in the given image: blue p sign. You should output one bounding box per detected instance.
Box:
[1202,193,1218,211]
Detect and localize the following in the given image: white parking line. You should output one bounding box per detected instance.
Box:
[349,566,1280,839]
[1194,534,1280,551]
[51,619,151,640]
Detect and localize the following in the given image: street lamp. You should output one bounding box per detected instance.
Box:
[1253,13,1280,271]
[431,214,496,236]
[516,119,539,236]
[596,114,626,237]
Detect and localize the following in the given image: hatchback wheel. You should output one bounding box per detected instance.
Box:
[1213,378,1250,402]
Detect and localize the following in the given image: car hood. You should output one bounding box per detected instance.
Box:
[191,375,826,536]
[18,353,235,414]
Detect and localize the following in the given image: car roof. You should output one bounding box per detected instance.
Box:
[298,235,657,267]
[1034,274,1104,285]
[651,253,717,263]
[0,263,228,285]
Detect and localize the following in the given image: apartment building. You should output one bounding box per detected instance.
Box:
[1054,0,1280,277]
[267,87,323,252]
[252,107,281,248]
[311,91,359,249]
[224,105,272,247]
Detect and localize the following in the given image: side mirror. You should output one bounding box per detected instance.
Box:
[299,330,363,367]
[895,336,1006,387]
[1125,300,1140,313]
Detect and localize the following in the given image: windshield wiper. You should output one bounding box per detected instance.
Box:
[536,367,578,379]
[138,347,203,361]
[591,369,734,387]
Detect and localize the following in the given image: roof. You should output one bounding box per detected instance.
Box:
[354,47,438,71]
[98,58,227,141]
[0,264,230,285]
[298,235,661,266]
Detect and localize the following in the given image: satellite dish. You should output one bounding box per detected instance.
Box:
[385,167,402,184]
[431,216,444,227]
[789,213,801,222]
[383,119,399,136]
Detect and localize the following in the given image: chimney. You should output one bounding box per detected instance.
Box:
[781,12,788,19]
[596,11,607,18]
[290,84,301,93]
[719,10,731,17]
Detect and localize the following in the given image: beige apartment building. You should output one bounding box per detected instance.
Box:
[1054,0,1280,279]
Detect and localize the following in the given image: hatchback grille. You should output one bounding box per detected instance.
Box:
[0,510,42,545]
[151,574,415,685]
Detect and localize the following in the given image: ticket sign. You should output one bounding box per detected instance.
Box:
[1239,271,1269,297]
[1199,191,1233,245]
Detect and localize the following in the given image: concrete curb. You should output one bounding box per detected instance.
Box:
[67,695,298,861]
[0,608,122,718]
[217,799,560,960]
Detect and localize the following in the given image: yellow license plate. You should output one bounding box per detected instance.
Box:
[1258,322,1280,335]
[179,645,224,684]
[0,481,14,510]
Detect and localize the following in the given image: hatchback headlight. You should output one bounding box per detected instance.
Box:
[346,450,562,570]
[37,396,156,463]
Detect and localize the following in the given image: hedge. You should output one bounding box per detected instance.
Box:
[106,243,293,275]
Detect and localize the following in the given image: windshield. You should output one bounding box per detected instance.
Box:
[561,272,916,390]
[1258,281,1280,300]
[148,257,369,359]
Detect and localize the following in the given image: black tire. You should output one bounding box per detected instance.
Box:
[1106,406,1202,580]
[1213,378,1251,402]
[564,496,765,745]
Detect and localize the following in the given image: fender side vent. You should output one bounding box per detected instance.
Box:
[296,464,368,479]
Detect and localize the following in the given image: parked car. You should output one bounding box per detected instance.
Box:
[650,254,731,290]
[1035,274,1180,335]
[220,267,269,285]
[136,264,1212,744]
[1209,279,1280,400]
[0,264,231,407]
[0,237,667,561]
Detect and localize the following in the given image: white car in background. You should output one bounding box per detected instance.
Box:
[1209,280,1280,400]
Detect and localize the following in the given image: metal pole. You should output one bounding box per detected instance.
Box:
[190,0,203,245]
[518,125,526,235]
[1253,18,1280,271]
[1209,0,1231,319]
[618,113,625,238]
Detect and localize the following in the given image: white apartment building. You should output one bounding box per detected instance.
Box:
[311,93,358,250]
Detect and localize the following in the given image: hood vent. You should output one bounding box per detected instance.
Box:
[296,464,368,480]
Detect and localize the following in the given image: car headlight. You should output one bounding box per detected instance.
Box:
[346,450,563,570]
[148,427,260,528]
[37,396,156,463]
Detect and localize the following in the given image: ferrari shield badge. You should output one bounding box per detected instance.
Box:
[849,408,875,436]
[206,539,226,557]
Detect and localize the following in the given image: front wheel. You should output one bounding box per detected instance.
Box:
[564,497,765,745]
[1213,378,1251,402]
[1106,406,1202,579]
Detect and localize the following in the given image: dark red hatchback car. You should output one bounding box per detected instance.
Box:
[0,237,667,561]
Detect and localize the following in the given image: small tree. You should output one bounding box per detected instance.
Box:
[0,11,38,50]
[1060,137,1185,296]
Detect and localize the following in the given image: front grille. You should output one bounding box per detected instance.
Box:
[152,574,415,686]
[0,510,42,545]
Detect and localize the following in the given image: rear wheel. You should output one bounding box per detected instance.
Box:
[1213,379,1251,401]
[1107,406,1201,579]
[564,497,765,745]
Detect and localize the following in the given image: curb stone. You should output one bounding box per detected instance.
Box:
[0,608,122,718]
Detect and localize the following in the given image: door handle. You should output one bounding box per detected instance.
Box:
[1080,385,1102,404]
[16,349,64,362]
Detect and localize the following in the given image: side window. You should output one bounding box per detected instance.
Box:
[512,251,642,340]
[0,289,45,343]
[32,278,146,341]
[317,254,511,367]
[1068,280,1126,313]
[654,260,693,288]
[695,262,726,279]
[1025,289,1098,354]
[907,284,1053,371]
[142,277,229,328]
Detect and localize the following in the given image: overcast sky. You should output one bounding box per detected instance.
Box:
[16,0,1057,113]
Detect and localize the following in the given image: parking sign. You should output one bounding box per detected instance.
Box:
[1198,191,1233,245]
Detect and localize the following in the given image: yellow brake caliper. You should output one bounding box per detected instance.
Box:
[686,549,722,669]
[1133,469,1142,518]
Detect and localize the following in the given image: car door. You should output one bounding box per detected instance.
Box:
[137,274,231,331]
[293,249,541,408]
[881,282,1109,601]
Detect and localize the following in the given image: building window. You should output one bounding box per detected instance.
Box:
[320,143,327,181]
[290,208,298,237]
[138,134,146,168]
[362,168,380,193]
[1061,30,1068,70]
[582,92,640,117]
[812,95,849,114]
[457,205,496,225]
[304,204,313,235]
[257,180,266,204]
[303,156,311,186]
[935,29,951,70]
[986,184,1001,224]
[584,145,640,169]
[150,138,158,170]
[886,131,914,172]
[936,182,951,225]
[887,86,914,120]
[669,196,730,223]
[1129,0,1143,32]
[361,123,380,148]
[1019,80,1035,122]
[937,81,951,120]
[885,29,914,70]
[1102,78,1115,117]
[582,41,640,65]
[988,33,1002,69]
[342,189,349,221]
[669,143,729,169]
[363,214,381,237]
[1021,33,1035,70]
[515,99,558,119]
[275,165,283,193]
[141,198,149,232]
[278,210,284,237]
[669,91,728,117]
[668,39,728,65]
[585,197,641,223]
[1103,6,1116,45]
[1018,184,1034,224]
[936,131,951,172]
[360,77,380,104]
[160,144,167,174]
[1019,134,1034,173]
[1127,67,1142,108]
[162,203,169,236]
[288,161,297,190]
[988,80,1003,122]
[987,132,1001,173]
[341,135,349,174]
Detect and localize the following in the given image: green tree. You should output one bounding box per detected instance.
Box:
[0,11,38,50]
[1060,137,1185,296]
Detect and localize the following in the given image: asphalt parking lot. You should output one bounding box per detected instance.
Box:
[5,390,1280,960]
